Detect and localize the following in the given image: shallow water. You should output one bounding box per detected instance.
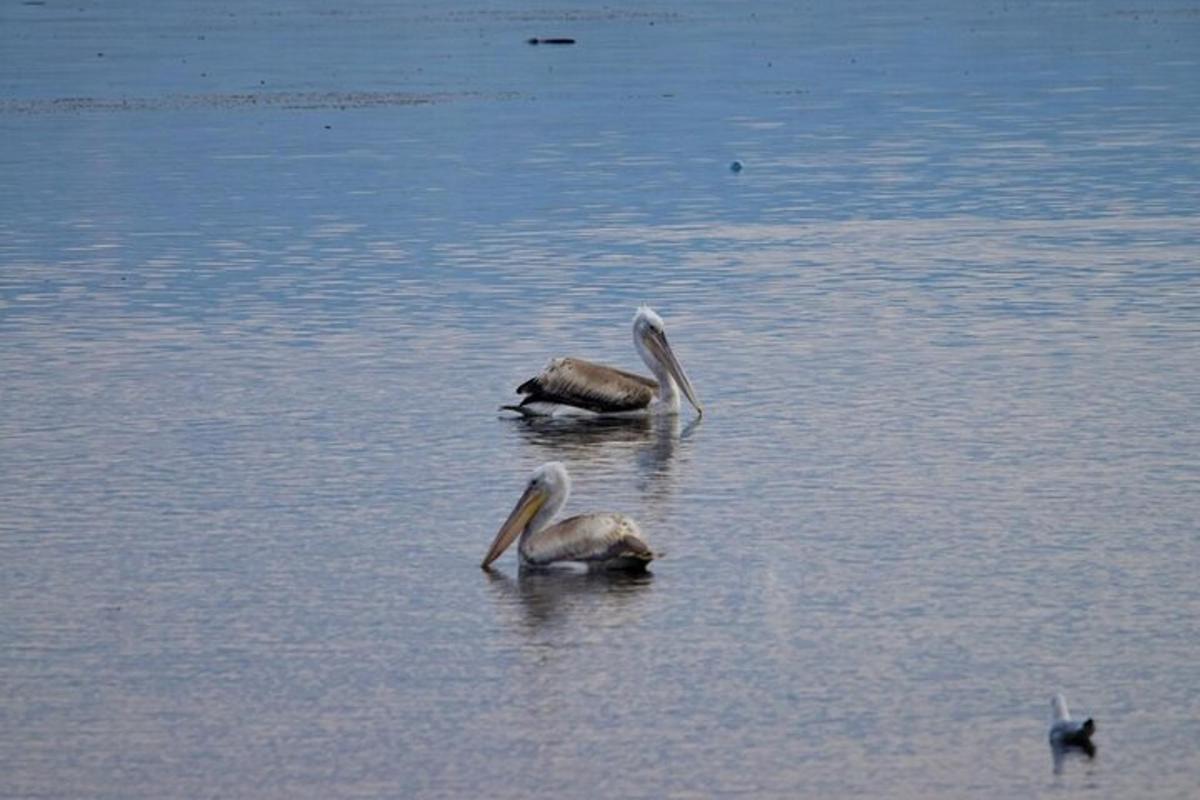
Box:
[3,1,1199,797]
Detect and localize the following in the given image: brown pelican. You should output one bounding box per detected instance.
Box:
[502,306,702,417]
[480,462,655,571]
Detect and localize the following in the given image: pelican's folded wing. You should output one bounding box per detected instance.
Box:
[522,513,653,565]
[516,357,657,414]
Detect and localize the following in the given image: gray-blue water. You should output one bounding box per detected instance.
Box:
[2,2,1199,797]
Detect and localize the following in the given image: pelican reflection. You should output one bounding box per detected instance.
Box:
[508,413,656,453]
[483,565,654,632]
[506,412,700,504]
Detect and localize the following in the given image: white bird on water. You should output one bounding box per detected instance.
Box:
[1048,693,1096,754]
[480,462,655,571]
[502,306,702,418]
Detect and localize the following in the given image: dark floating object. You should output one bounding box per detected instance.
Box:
[527,37,576,45]
[730,160,743,173]
[1058,719,1096,754]
[1049,694,1097,758]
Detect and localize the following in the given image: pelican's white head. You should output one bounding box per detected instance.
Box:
[634,305,666,332]
[631,306,702,416]
[529,461,571,508]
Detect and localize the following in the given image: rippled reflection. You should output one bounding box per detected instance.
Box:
[506,414,657,453]
[506,414,701,507]
[483,566,654,633]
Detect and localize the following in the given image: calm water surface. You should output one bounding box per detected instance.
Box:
[2,2,1199,798]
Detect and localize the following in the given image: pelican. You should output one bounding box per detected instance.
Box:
[481,462,655,571]
[1048,694,1096,754]
[502,306,702,417]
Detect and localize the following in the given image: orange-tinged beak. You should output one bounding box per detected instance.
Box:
[646,328,703,416]
[481,484,546,568]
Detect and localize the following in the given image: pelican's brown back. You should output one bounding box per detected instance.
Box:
[514,357,658,414]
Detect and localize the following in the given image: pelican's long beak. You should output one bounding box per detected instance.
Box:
[481,484,546,568]
[646,328,703,415]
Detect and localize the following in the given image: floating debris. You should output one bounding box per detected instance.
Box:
[527,37,576,45]
[730,160,743,173]
[0,90,520,115]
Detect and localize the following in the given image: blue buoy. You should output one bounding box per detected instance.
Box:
[730,160,743,173]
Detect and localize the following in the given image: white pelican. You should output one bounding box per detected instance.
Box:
[1048,694,1096,754]
[480,462,655,571]
[502,306,702,417]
